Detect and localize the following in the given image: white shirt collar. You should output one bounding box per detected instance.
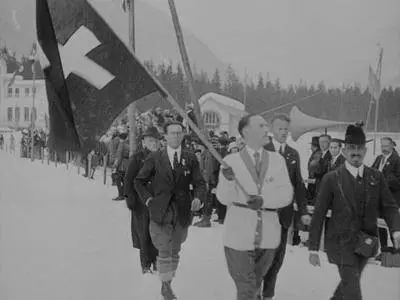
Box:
[332,153,340,162]
[383,151,393,160]
[322,149,329,157]
[246,146,262,163]
[345,161,364,178]
[167,145,182,166]
[273,139,286,153]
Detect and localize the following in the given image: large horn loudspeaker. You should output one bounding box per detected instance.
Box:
[289,106,351,141]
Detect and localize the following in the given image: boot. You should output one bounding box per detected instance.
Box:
[193,215,211,227]
[161,281,177,300]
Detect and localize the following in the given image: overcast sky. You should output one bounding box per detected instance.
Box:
[144,0,400,87]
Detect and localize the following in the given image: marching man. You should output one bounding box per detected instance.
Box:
[308,124,400,300]
[216,114,293,300]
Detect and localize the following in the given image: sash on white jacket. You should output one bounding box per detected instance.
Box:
[216,148,293,251]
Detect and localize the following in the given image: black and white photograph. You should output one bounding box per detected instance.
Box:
[0,0,400,299]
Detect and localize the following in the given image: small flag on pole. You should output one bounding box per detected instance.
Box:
[368,65,381,102]
[36,0,165,151]
[7,62,24,88]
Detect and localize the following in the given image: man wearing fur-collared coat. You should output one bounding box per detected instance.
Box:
[216,114,293,300]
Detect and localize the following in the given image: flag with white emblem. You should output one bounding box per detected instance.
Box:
[36,0,165,151]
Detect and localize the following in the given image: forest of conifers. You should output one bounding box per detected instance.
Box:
[4,50,400,132]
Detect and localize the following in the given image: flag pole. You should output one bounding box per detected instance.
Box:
[31,57,37,162]
[243,68,247,114]
[373,47,383,156]
[127,0,138,156]
[168,0,204,130]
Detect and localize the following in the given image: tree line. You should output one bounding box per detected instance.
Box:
[2,47,399,132]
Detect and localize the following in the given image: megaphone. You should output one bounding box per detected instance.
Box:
[289,106,351,141]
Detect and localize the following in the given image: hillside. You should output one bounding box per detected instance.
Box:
[0,0,227,76]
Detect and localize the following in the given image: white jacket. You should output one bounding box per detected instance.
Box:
[216,149,293,251]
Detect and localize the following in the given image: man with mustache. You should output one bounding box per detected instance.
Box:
[371,137,400,253]
[308,124,400,300]
[217,114,293,300]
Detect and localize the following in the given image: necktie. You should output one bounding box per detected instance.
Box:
[380,156,386,171]
[356,169,362,183]
[253,152,261,176]
[279,145,284,156]
[173,151,179,170]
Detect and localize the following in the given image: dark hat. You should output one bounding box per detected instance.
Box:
[142,126,161,139]
[331,138,342,144]
[310,136,319,146]
[340,123,372,145]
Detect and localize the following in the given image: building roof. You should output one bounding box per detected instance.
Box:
[198,92,245,111]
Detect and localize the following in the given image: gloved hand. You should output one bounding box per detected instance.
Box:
[221,166,235,181]
[247,195,264,210]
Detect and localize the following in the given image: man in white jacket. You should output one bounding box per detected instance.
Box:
[217,114,293,300]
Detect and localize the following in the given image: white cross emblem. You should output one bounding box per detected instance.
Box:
[38,25,115,90]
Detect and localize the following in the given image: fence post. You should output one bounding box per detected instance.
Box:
[47,148,50,165]
[77,154,81,175]
[66,150,69,170]
[41,148,44,164]
[87,153,91,179]
[55,152,58,167]
[103,155,108,185]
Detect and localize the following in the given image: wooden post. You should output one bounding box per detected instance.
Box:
[77,154,81,175]
[41,148,44,163]
[87,153,92,179]
[127,0,138,157]
[55,152,58,167]
[66,151,69,170]
[103,155,108,185]
[168,0,203,130]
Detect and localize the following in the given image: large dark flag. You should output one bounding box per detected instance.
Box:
[36,0,165,151]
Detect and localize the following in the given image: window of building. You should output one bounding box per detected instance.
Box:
[7,88,12,97]
[203,110,221,130]
[24,107,30,121]
[32,107,37,122]
[15,88,20,97]
[15,107,20,122]
[25,88,30,96]
[7,107,13,122]
[32,87,37,94]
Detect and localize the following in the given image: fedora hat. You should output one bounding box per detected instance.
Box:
[310,136,319,147]
[340,123,372,145]
[142,126,161,139]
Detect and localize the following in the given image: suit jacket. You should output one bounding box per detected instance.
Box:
[328,153,346,172]
[371,152,400,206]
[309,165,400,265]
[307,149,322,179]
[134,147,206,227]
[314,150,332,192]
[124,148,151,211]
[264,142,308,227]
[216,149,293,250]
[114,139,130,172]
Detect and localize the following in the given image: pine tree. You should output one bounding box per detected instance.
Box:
[211,68,221,93]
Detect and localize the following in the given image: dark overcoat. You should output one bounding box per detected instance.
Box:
[371,151,400,206]
[309,165,400,265]
[264,143,308,228]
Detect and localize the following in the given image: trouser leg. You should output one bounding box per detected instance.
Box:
[262,227,289,298]
[331,257,368,300]
[225,247,275,300]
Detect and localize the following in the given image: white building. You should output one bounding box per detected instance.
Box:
[0,58,48,130]
[199,92,246,137]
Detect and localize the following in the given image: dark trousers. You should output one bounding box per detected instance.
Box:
[131,210,158,270]
[379,227,394,251]
[203,190,215,217]
[225,247,275,300]
[116,171,126,197]
[217,200,227,222]
[262,227,288,298]
[331,256,368,300]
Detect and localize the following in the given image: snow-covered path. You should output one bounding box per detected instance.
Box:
[1,152,399,300]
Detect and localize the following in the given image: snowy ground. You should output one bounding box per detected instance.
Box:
[1,148,400,300]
